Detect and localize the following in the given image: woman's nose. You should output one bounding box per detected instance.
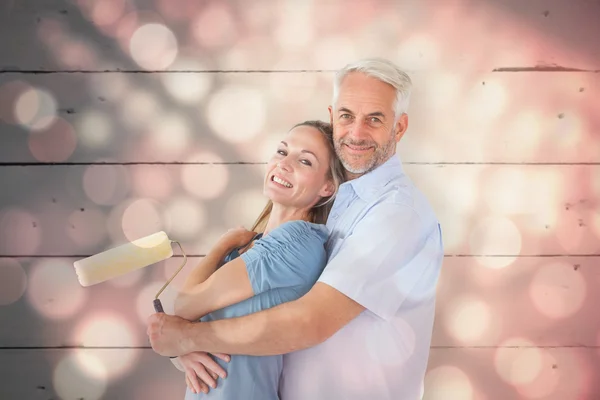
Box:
[277,160,292,172]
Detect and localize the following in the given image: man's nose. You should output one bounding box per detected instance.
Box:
[347,119,370,139]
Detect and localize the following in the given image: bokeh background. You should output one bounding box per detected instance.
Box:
[1,0,599,399]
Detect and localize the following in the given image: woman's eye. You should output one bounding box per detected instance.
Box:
[300,159,312,166]
[277,149,287,156]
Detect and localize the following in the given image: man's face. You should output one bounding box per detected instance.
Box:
[329,72,407,178]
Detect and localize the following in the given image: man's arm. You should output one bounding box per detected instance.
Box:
[148,282,364,356]
[148,204,440,357]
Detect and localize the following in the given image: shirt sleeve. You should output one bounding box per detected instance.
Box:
[318,203,443,321]
[240,221,328,295]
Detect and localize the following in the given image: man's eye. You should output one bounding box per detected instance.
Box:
[340,114,352,119]
[370,117,382,123]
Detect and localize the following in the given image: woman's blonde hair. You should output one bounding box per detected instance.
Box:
[251,120,345,233]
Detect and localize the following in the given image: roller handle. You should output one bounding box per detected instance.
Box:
[153,298,164,313]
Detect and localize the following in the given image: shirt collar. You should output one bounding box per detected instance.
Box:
[341,155,404,201]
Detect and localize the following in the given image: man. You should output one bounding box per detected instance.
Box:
[148,58,444,400]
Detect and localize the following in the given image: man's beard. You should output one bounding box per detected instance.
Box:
[334,133,396,175]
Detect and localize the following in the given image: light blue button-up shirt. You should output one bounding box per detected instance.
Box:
[280,155,444,400]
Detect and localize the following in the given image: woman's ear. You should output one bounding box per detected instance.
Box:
[319,180,336,198]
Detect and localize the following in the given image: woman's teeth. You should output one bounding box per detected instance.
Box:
[273,176,292,188]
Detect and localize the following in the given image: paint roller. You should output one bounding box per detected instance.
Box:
[73,231,187,313]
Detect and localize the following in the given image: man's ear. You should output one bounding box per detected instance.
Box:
[394,113,409,142]
[328,105,334,125]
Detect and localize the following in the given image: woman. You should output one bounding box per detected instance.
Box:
[171,120,345,399]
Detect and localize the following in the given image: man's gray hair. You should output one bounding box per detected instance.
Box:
[332,58,413,122]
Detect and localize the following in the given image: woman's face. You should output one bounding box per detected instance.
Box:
[264,125,335,210]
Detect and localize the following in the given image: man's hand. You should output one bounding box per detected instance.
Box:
[180,351,230,394]
[147,313,193,357]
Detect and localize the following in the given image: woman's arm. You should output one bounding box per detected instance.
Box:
[179,246,229,295]
[174,255,254,321]
[174,228,257,320]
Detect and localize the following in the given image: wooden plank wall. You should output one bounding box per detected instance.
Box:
[1,0,599,399]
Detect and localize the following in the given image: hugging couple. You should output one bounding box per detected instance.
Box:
[147,57,444,400]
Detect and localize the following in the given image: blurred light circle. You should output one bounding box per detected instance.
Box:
[74,314,139,379]
[0,208,41,255]
[494,338,542,386]
[424,71,461,111]
[83,164,130,206]
[136,281,178,323]
[193,225,228,256]
[366,316,415,365]
[120,89,161,131]
[156,0,201,21]
[53,352,107,400]
[483,167,527,215]
[273,2,313,48]
[14,86,57,131]
[28,117,77,162]
[529,261,586,319]
[76,110,114,149]
[87,0,126,27]
[522,169,563,234]
[224,190,268,229]
[268,73,317,104]
[445,295,493,343]
[121,198,164,242]
[181,153,229,199]
[465,77,508,121]
[312,36,357,70]
[515,349,560,399]
[593,209,600,242]
[0,80,31,124]
[260,134,286,163]
[163,197,207,240]
[161,60,212,104]
[469,216,521,268]
[56,38,97,69]
[192,3,237,48]
[396,34,440,71]
[552,111,583,150]
[0,258,28,306]
[66,207,107,251]
[437,211,468,254]
[147,112,190,157]
[27,259,87,319]
[503,111,543,161]
[129,23,178,70]
[131,165,174,200]
[106,201,130,245]
[424,365,473,400]
[554,210,600,254]
[206,86,266,144]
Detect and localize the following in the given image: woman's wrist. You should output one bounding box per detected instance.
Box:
[209,242,232,261]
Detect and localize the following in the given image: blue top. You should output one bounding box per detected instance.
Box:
[184,220,329,400]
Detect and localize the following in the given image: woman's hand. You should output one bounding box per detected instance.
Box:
[179,351,231,394]
[216,227,257,254]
